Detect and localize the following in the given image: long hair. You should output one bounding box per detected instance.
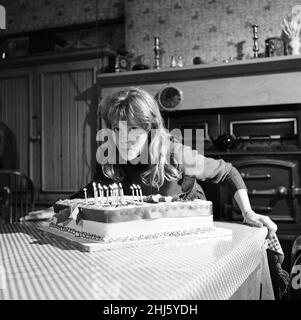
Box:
[98,87,181,189]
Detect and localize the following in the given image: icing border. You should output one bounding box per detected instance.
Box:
[49,222,216,243]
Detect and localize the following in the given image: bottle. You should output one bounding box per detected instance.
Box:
[177,55,183,67]
[170,55,177,67]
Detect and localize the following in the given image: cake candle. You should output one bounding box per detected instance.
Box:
[112,183,117,206]
[130,185,135,203]
[83,188,88,204]
[103,185,109,205]
[109,184,115,206]
[137,185,144,203]
[92,182,97,202]
[98,183,103,205]
[113,184,117,206]
[132,184,139,203]
[114,183,120,205]
[119,182,125,205]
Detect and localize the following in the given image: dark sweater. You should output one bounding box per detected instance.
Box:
[70,143,246,200]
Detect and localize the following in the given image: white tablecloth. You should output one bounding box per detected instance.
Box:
[0,221,273,300]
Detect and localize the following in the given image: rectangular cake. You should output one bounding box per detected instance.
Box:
[48,196,214,243]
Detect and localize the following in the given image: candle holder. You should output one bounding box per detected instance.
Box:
[154,36,161,69]
[252,24,259,58]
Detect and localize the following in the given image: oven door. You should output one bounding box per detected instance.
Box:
[223,159,301,223]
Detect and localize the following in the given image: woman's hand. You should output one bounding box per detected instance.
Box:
[243,210,277,239]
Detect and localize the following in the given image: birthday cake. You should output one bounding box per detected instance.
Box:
[48,184,215,243]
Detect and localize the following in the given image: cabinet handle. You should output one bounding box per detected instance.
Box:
[249,186,288,197]
[241,172,271,180]
[30,134,41,142]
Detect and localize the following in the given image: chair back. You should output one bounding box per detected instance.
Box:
[0,170,35,223]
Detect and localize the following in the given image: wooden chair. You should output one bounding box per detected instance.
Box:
[0,170,35,223]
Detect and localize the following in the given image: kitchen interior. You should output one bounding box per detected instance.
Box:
[1,0,301,300]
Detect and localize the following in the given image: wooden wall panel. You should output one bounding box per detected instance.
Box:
[41,68,94,193]
[0,74,30,175]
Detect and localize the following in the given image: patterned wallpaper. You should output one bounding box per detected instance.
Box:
[125,0,301,68]
[1,0,124,34]
[0,0,125,53]
[1,0,301,65]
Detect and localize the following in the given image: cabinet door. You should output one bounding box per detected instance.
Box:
[167,110,219,152]
[36,60,98,203]
[0,68,33,175]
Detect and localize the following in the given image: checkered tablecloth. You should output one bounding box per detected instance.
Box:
[0,222,272,300]
[265,234,284,255]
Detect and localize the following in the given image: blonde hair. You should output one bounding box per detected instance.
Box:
[99,87,181,189]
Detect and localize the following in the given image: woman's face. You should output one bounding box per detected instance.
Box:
[112,120,148,161]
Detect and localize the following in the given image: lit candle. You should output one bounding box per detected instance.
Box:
[109,184,114,206]
[103,185,109,205]
[98,183,103,205]
[92,182,97,201]
[112,184,118,206]
[130,185,135,203]
[114,184,118,205]
[113,183,120,205]
[132,184,140,203]
[137,185,144,203]
[83,188,88,204]
[119,182,125,205]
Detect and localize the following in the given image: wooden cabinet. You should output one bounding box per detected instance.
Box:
[0,68,33,174]
[0,47,115,205]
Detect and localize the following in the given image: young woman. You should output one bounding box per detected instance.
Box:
[71,87,277,239]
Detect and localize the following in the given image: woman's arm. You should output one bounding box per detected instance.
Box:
[175,143,277,238]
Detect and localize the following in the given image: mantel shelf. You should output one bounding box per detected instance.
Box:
[97,54,301,86]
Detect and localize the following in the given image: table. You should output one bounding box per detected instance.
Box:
[0,221,274,300]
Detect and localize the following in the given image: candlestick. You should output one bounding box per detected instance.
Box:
[252,24,259,58]
[154,36,161,69]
